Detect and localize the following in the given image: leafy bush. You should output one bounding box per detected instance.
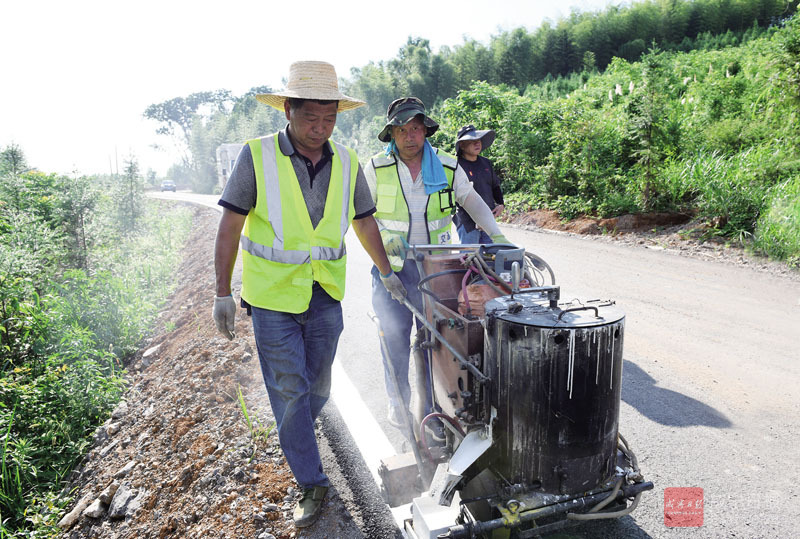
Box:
[679,148,772,237]
[754,176,800,265]
[0,157,192,537]
[1,355,126,533]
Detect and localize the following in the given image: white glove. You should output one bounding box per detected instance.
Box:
[380,271,407,302]
[213,295,236,340]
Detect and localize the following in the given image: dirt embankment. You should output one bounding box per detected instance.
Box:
[506,209,797,279]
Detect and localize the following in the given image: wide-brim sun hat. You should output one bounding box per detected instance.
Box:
[256,61,365,112]
[377,97,439,142]
[456,125,496,153]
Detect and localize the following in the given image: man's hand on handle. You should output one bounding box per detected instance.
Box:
[490,233,513,245]
[384,235,409,260]
[380,270,407,302]
[213,295,237,340]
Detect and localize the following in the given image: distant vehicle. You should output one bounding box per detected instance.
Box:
[160,180,176,192]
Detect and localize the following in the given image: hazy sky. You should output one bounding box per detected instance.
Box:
[1,0,620,176]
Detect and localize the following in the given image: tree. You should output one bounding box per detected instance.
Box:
[0,143,27,177]
[627,45,669,210]
[494,28,535,87]
[55,174,98,270]
[583,50,597,72]
[429,54,456,104]
[143,90,233,172]
[0,144,29,215]
[388,37,434,103]
[113,157,144,233]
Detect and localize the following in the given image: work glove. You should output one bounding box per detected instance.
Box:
[385,235,409,260]
[380,270,407,302]
[213,295,236,340]
[490,233,514,246]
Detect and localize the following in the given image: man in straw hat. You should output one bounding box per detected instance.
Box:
[364,97,511,435]
[454,125,505,244]
[213,61,404,528]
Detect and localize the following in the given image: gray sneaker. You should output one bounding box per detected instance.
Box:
[293,485,328,528]
[387,404,404,429]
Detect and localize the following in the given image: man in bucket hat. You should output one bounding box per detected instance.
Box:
[365,97,511,434]
[213,61,403,528]
[454,125,505,244]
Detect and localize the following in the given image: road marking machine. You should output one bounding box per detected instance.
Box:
[374,244,653,538]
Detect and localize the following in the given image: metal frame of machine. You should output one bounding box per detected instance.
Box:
[375,244,653,539]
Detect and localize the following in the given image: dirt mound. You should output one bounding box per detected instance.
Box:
[507,208,797,280]
[508,209,692,235]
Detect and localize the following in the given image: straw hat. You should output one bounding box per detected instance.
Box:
[256,61,365,112]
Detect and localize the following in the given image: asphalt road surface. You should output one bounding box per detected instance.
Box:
[156,192,800,538]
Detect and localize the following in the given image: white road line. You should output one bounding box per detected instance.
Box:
[330,361,395,484]
[331,361,410,533]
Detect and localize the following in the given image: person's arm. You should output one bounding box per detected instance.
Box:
[352,216,391,276]
[352,215,407,301]
[461,190,502,237]
[212,208,247,339]
[490,161,504,217]
[215,208,247,296]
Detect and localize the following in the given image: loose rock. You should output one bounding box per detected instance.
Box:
[82,499,106,519]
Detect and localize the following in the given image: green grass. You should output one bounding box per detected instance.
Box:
[0,200,192,537]
[753,176,800,266]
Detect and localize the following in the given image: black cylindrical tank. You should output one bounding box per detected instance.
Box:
[483,294,625,495]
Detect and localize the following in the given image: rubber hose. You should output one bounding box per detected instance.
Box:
[567,492,642,520]
[589,478,623,513]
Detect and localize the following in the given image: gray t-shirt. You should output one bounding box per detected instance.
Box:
[219,128,376,226]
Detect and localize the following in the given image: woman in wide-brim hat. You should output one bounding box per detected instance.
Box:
[456,124,496,156]
[256,60,365,112]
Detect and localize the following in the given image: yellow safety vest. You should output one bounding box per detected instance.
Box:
[371,150,456,271]
[241,134,357,313]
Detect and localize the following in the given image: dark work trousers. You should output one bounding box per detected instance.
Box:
[370,259,434,415]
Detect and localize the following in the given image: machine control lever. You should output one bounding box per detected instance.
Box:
[557,305,601,320]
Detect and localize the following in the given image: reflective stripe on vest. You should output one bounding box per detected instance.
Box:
[245,135,351,260]
[241,134,356,313]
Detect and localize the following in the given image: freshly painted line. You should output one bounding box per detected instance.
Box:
[330,361,395,484]
[331,361,410,533]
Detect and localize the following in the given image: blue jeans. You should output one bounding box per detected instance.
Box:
[371,260,432,413]
[457,224,492,244]
[251,297,343,488]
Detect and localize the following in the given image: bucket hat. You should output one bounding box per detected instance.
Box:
[456,125,496,155]
[377,97,439,142]
[256,61,365,112]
